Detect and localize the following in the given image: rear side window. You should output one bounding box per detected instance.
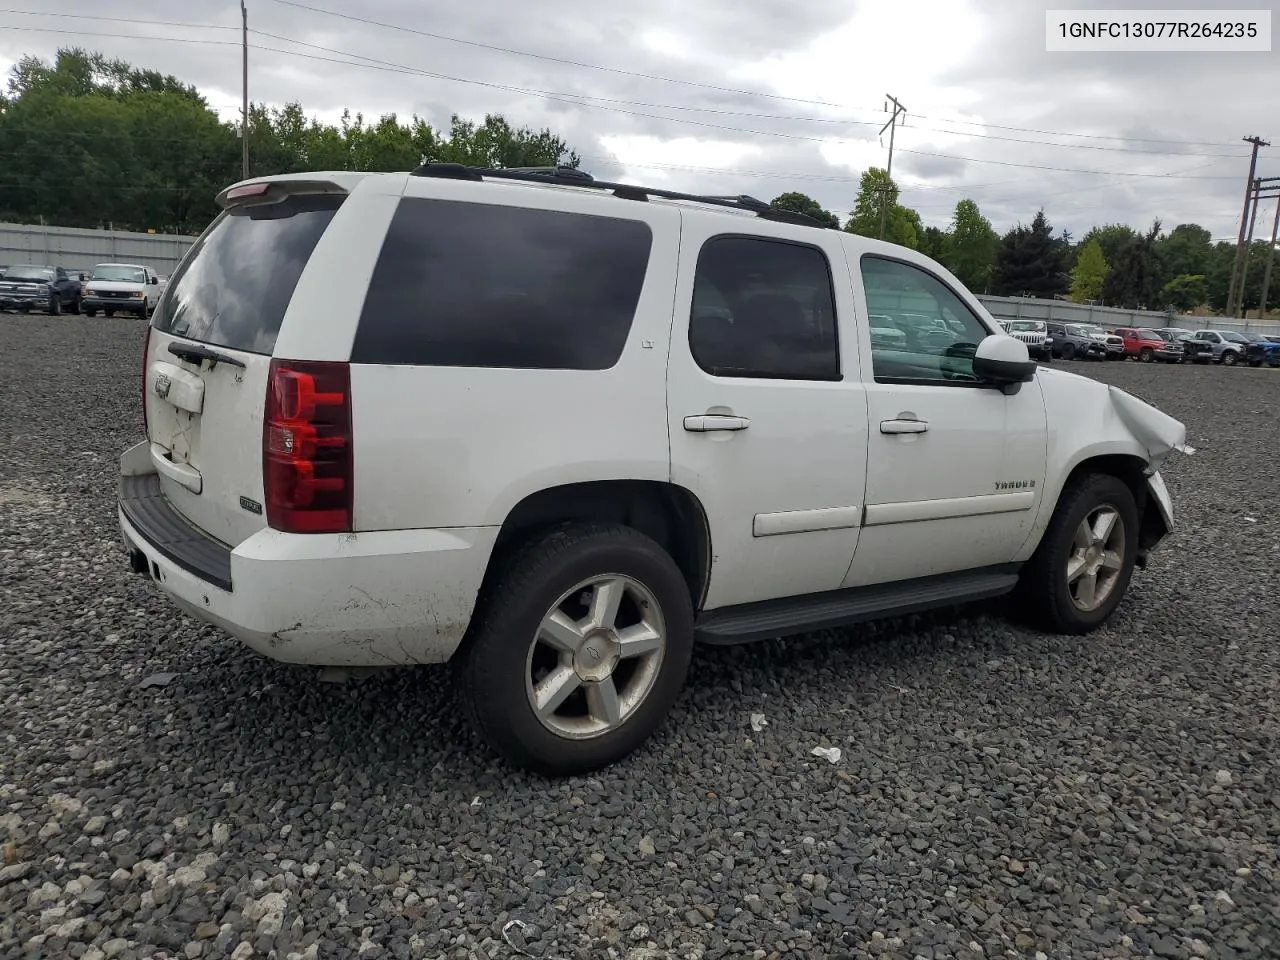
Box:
[151,193,344,355]
[352,198,653,369]
[688,236,840,380]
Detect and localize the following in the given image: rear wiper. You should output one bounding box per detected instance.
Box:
[167,342,246,369]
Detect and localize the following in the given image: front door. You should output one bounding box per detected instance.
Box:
[842,251,1048,587]
[667,219,869,611]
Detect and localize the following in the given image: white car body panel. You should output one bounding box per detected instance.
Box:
[117,169,1190,668]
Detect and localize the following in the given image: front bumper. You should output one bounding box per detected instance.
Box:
[117,443,499,667]
[0,296,47,309]
[84,296,146,312]
[1155,348,1183,361]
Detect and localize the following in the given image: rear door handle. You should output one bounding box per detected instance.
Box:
[880,418,928,434]
[684,414,751,432]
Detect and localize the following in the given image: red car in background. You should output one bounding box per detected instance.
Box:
[1110,327,1184,364]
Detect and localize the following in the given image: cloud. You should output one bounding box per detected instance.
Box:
[0,0,1274,241]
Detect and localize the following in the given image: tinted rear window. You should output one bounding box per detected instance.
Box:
[151,193,343,355]
[351,198,653,369]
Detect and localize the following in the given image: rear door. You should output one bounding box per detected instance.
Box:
[144,181,353,546]
[667,216,869,611]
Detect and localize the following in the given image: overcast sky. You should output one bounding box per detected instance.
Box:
[2,0,1276,241]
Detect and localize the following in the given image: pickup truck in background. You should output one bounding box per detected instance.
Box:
[0,264,83,315]
[1111,327,1183,364]
[82,263,166,318]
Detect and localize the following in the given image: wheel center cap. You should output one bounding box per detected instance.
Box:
[575,630,620,683]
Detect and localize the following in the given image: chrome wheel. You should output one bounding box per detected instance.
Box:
[525,574,666,740]
[1066,506,1126,612]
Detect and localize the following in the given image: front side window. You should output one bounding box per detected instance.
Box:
[859,255,991,383]
[688,236,840,380]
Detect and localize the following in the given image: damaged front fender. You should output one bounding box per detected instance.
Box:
[1106,385,1195,473]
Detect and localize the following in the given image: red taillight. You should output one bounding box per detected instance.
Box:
[263,359,353,534]
[141,328,151,435]
[226,181,271,201]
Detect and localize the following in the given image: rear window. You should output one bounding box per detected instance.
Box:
[351,198,653,369]
[151,193,344,355]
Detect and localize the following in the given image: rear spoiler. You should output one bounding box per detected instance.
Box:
[215,177,350,210]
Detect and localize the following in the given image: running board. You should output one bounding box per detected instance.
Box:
[694,565,1022,645]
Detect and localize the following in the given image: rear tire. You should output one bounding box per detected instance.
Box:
[1139,348,1154,363]
[85,309,97,318]
[47,296,60,316]
[458,522,695,776]
[1016,474,1139,635]
[1061,342,1076,361]
[68,296,81,316]
[1222,351,1238,366]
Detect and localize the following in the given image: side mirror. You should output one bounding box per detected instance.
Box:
[973,334,1037,394]
[149,276,159,285]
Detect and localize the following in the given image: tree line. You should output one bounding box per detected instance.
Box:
[3,48,1274,316]
[773,171,1276,316]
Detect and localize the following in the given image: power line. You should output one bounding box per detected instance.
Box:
[0,19,1250,167]
[259,0,1245,151]
[1,7,1248,153]
[0,9,237,30]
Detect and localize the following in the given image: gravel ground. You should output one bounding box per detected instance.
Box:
[1,316,1278,960]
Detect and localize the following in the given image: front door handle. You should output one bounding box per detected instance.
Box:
[880,418,928,435]
[684,414,751,432]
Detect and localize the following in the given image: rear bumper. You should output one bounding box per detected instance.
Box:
[118,452,498,667]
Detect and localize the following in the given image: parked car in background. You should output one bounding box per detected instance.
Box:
[1111,327,1183,364]
[1190,329,1249,365]
[997,319,1053,361]
[1080,324,1125,359]
[1153,327,1213,364]
[1241,333,1280,367]
[82,263,166,317]
[0,264,82,315]
[1046,321,1106,360]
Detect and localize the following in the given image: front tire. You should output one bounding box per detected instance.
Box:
[458,523,695,776]
[1139,347,1154,363]
[1017,474,1139,634]
[84,308,97,318]
[1221,351,1238,366]
[47,296,61,316]
[68,296,81,315]
[1061,342,1076,361]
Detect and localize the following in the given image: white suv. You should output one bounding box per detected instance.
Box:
[118,165,1189,775]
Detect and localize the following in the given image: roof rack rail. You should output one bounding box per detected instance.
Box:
[408,162,835,229]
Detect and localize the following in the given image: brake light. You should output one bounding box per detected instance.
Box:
[263,359,353,533]
[141,328,150,435]
[226,182,271,201]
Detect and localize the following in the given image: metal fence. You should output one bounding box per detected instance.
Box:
[5,220,1278,337]
[0,222,198,279]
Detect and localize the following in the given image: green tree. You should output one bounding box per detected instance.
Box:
[843,167,920,249]
[1079,223,1139,268]
[992,210,1067,298]
[769,191,839,228]
[917,225,948,262]
[1161,274,1207,312]
[1069,239,1109,303]
[0,48,580,233]
[1156,223,1212,280]
[1102,220,1163,309]
[943,198,998,292]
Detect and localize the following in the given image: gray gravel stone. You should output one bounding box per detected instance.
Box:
[2,320,1280,959]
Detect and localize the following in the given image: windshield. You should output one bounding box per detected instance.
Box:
[4,265,53,282]
[91,265,147,283]
[1138,329,1161,339]
[1221,331,1249,343]
[1006,320,1042,332]
[1066,325,1087,336]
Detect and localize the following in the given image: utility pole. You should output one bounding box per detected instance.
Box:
[877,94,906,241]
[239,1,248,180]
[1255,182,1280,318]
[1237,178,1280,318]
[1226,136,1268,317]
